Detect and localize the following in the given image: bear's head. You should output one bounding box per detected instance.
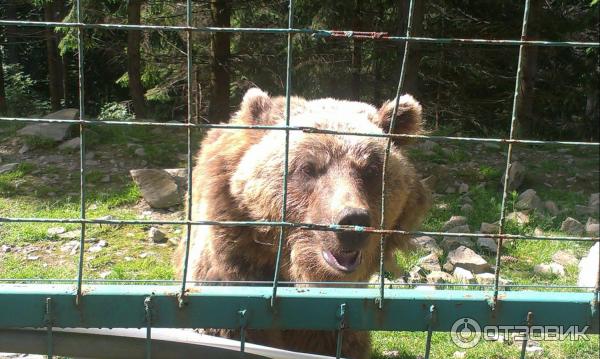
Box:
[230,88,430,282]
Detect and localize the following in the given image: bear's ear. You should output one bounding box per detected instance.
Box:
[236,88,273,124]
[373,94,422,146]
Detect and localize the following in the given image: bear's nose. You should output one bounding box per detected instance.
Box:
[336,207,371,249]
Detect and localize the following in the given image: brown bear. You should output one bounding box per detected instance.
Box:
[175,88,431,358]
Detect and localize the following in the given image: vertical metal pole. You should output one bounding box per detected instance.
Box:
[45,298,53,359]
[378,0,415,309]
[271,0,294,306]
[424,305,436,359]
[493,0,531,308]
[179,0,194,305]
[144,296,152,359]
[74,0,87,306]
[335,303,346,359]
[519,312,533,359]
[239,309,247,356]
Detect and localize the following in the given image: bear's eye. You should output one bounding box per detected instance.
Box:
[363,163,381,180]
[299,162,318,177]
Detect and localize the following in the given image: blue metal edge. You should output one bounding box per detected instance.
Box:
[0,284,597,333]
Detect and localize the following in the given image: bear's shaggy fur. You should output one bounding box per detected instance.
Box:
[175,88,431,358]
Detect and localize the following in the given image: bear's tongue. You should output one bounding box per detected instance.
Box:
[323,250,361,272]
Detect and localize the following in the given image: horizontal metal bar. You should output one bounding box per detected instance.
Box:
[0,285,597,332]
[2,116,598,147]
[0,280,595,291]
[0,20,597,47]
[0,328,334,359]
[1,217,597,242]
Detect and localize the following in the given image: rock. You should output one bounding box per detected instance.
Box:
[544,200,559,216]
[501,161,525,191]
[47,227,66,237]
[477,237,497,253]
[426,270,454,283]
[446,246,491,274]
[525,344,543,355]
[458,183,469,193]
[148,227,167,243]
[460,203,473,213]
[58,137,81,150]
[533,227,544,236]
[551,250,578,267]
[442,216,468,231]
[506,211,530,225]
[578,242,599,288]
[445,186,456,194]
[17,109,78,141]
[475,272,510,286]
[515,189,543,211]
[0,163,18,174]
[453,267,475,283]
[441,236,473,252]
[88,240,107,253]
[168,237,180,246]
[585,217,599,236]
[381,350,400,358]
[590,193,599,210]
[560,217,584,236]
[408,266,426,283]
[480,222,499,234]
[58,230,80,239]
[1,244,12,253]
[417,253,441,272]
[164,168,188,190]
[453,351,467,359]
[534,263,565,277]
[27,255,40,261]
[60,240,80,255]
[134,147,146,157]
[19,144,30,154]
[130,169,182,208]
[411,236,441,254]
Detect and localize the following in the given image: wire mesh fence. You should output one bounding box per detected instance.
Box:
[0,0,599,358]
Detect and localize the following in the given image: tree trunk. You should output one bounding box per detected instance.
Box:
[400,0,424,96]
[0,47,6,114]
[44,2,64,111]
[127,0,146,119]
[4,2,19,64]
[208,0,231,123]
[350,0,363,101]
[515,0,542,137]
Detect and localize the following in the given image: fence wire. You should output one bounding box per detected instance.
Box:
[1,0,599,358]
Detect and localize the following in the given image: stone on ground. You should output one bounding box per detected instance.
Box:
[17,108,78,141]
[148,227,167,243]
[411,236,442,254]
[560,217,584,235]
[58,137,81,150]
[446,246,491,274]
[477,237,497,253]
[585,217,599,236]
[533,262,565,277]
[130,169,182,208]
[515,189,544,211]
[417,253,441,272]
[544,200,559,216]
[480,222,499,234]
[426,270,454,284]
[442,216,467,231]
[551,250,578,267]
[506,211,530,225]
[453,267,475,283]
[0,163,18,174]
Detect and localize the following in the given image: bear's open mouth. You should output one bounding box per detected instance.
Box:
[322,250,362,272]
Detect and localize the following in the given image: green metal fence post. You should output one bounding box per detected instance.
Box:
[45,297,53,359]
[144,296,152,359]
[493,0,532,309]
[335,303,346,359]
[271,0,295,307]
[424,305,436,359]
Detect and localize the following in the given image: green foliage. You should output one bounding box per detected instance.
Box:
[2,64,50,116]
[97,102,134,122]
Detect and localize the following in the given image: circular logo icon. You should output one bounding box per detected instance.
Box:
[451,318,482,349]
